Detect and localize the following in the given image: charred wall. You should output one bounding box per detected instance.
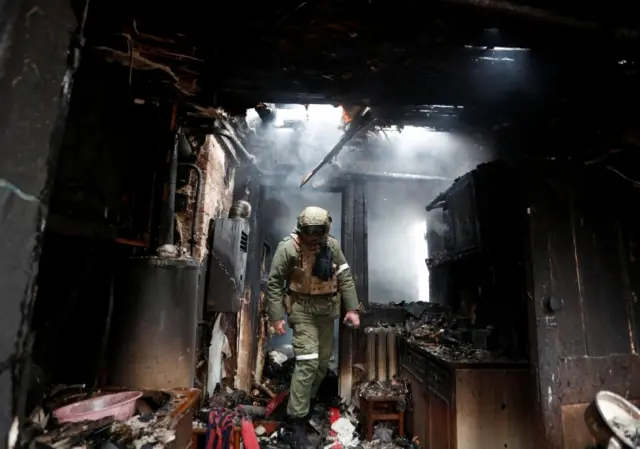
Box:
[0,0,75,445]
[526,163,640,449]
[176,135,235,261]
[30,60,160,390]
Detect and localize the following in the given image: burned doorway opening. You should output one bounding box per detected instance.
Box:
[366,180,439,305]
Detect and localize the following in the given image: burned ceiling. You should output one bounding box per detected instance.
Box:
[79,0,640,157]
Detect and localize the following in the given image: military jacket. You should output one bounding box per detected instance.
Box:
[265,234,359,322]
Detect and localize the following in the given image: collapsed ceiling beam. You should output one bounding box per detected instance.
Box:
[300,109,375,188]
[341,171,453,182]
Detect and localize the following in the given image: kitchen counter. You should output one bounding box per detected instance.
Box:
[401,338,534,449]
[403,337,528,369]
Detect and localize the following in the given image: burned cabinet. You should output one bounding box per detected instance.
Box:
[445,173,479,255]
[205,218,250,312]
[426,161,522,260]
[401,344,534,449]
[425,161,528,359]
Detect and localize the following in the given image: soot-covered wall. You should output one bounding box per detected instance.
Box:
[0,0,76,443]
[30,60,157,389]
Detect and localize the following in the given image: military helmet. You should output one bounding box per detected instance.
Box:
[296,206,332,237]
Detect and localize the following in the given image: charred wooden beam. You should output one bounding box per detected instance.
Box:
[434,0,639,37]
[300,110,374,187]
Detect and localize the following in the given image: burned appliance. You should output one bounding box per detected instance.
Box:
[205,217,250,312]
[109,257,200,390]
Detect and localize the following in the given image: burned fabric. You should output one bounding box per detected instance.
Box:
[205,409,240,449]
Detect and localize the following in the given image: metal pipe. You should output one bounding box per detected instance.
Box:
[387,328,398,380]
[159,131,179,247]
[366,327,376,381]
[376,328,387,382]
[178,131,197,159]
[178,163,203,257]
[343,171,452,182]
[215,121,255,163]
[211,131,241,165]
[212,129,282,176]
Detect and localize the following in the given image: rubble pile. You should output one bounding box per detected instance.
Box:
[355,380,409,409]
[197,344,365,449]
[27,389,196,449]
[361,435,421,449]
[400,302,521,364]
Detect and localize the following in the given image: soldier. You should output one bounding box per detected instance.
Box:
[266,206,360,446]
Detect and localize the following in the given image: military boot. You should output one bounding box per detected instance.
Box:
[285,417,312,449]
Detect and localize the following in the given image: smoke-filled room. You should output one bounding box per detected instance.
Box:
[2,1,640,449]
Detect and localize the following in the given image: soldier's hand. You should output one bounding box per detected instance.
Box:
[272,320,287,335]
[343,311,360,329]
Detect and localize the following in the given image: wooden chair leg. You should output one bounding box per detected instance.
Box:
[233,427,241,449]
[398,411,405,437]
[191,433,198,449]
[367,400,374,441]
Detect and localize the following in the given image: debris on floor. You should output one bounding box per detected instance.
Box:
[399,301,526,364]
[354,380,409,411]
[27,388,198,449]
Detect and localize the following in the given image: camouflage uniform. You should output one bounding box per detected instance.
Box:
[266,207,359,418]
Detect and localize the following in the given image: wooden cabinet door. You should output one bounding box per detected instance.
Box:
[427,387,453,449]
[402,366,429,448]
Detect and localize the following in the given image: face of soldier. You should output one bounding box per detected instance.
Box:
[300,225,327,247]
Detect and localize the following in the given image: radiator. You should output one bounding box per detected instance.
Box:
[365,327,398,382]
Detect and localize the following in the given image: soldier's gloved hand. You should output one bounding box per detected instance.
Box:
[343,311,360,329]
[272,320,287,335]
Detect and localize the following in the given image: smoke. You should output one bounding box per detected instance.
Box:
[352,126,493,180]
[427,208,450,236]
[247,105,493,186]
[367,181,441,304]
[250,105,495,307]
[246,105,346,186]
[261,188,342,241]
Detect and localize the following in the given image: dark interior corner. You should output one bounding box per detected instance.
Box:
[2,0,640,448]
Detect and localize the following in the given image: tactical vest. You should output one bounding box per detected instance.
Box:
[288,233,338,296]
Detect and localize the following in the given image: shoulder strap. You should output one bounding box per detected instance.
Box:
[290,233,301,251]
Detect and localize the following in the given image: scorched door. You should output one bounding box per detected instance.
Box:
[401,365,429,448]
[427,387,453,449]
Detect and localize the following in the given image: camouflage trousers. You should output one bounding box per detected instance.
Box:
[286,295,338,418]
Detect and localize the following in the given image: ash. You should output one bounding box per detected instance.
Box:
[355,380,409,411]
[399,302,524,364]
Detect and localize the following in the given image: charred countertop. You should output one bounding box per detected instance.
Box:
[402,336,528,370]
[394,301,528,370]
